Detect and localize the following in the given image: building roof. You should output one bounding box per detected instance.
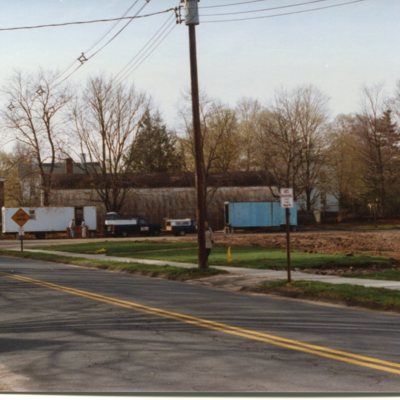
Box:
[51,170,276,189]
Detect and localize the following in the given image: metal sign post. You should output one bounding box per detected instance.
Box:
[19,227,24,252]
[280,188,294,283]
[11,208,30,253]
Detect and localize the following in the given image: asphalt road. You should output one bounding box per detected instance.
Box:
[1,255,400,393]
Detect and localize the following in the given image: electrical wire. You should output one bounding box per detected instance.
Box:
[50,1,146,86]
[85,0,141,55]
[115,13,175,82]
[0,8,175,32]
[52,63,85,88]
[87,0,149,59]
[202,0,334,16]
[201,0,368,23]
[116,19,177,83]
[200,0,290,9]
[119,24,176,81]
[51,1,156,88]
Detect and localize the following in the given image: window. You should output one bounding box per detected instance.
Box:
[29,209,36,220]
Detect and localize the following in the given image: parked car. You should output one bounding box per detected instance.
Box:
[164,218,197,236]
[105,212,161,237]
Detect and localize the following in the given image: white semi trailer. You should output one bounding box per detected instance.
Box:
[1,206,97,238]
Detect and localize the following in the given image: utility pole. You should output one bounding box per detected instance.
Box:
[181,0,207,269]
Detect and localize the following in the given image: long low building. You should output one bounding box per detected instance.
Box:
[48,168,277,231]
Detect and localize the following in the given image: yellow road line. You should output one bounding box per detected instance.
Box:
[3,272,400,376]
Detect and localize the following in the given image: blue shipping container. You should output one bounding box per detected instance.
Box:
[224,201,297,229]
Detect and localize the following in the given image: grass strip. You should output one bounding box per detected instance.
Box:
[256,280,400,312]
[36,240,394,271]
[342,269,400,281]
[0,249,225,281]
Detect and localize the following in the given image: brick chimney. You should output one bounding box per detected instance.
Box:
[65,158,73,174]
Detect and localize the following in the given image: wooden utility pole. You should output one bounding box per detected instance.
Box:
[183,0,207,268]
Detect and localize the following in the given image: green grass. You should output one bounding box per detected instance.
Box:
[0,249,224,281]
[37,240,394,270]
[342,269,400,281]
[39,240,197,255]
[256,280,400,312]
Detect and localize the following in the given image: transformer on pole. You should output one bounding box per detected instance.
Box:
[183,0,200,26]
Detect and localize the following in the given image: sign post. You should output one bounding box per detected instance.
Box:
[11,208,30,252]
[280,188,294,283]
[18,227,24,252]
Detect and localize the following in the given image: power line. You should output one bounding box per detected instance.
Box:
[121,24,176,80]
[0,8,174,32]
[52,63,85,88]
[85,0,141,55]
[53,0,150,83]
[202,0,368,23]
[115,13,175,82]
[200,0,286,9]
[202,0,334,16]
[51,1,144,86]
[117,19,177,83]
[51,1,156,87]
[87,1,149,59]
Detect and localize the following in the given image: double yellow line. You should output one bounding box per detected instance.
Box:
[3,271,400,376]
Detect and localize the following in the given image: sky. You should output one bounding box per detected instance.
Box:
[0,0,398,141]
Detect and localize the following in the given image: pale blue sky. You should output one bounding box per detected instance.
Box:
[0,0,398,132]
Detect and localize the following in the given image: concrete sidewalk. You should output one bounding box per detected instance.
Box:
[19,248,400,291]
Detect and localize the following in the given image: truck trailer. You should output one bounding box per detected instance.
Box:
[1,206,97,238]
[224,201,297,232]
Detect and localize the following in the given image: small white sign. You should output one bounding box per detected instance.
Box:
[280,188,294,208]
[280,188,293,197]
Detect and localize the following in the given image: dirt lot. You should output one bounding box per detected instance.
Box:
[195,229,400,288]
[216,230,400,259]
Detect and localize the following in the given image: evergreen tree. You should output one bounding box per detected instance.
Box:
[128,110,183,173]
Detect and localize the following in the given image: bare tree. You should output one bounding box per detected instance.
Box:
[0,145,41,206]
[236,97,264,171]
[180,93,240,212]
[203,102,240,174]
[257,108,301,196]
[256,85,328,210]
[72,76,148,212]
[355,85,399,217]
[325,114,368,218]
[2,71,70,206]
[295,86,329,211]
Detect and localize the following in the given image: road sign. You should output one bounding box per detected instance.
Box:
[280,188,294,209]
[11,208,30,227]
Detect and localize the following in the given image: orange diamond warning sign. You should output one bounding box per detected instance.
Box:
[11,208,30,227]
